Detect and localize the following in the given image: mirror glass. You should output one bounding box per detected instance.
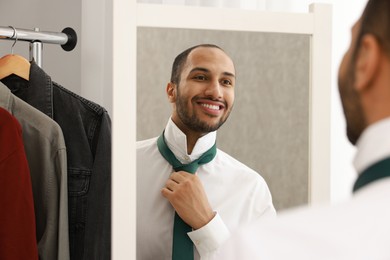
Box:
[137,27,310,210]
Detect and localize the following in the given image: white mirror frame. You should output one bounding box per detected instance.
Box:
[110,2,331,259]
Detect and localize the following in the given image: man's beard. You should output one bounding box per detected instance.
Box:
[338,61,366,145]
[175,92,232,133]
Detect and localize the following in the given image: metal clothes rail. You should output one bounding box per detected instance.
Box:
[0,26,77,67]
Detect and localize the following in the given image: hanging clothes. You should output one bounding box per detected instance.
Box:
[2,61,112,260]
[0,107,38,260]
[0,83,70,260]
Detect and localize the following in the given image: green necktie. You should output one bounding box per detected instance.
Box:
[353,157,390,192]
[157,131,217,260]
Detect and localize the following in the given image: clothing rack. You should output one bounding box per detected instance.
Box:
[0,26,77,67]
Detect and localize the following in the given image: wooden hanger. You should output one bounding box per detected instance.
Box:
[0,26,30,81]
[0,54,30,81]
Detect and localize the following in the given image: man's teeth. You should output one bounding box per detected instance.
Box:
[201,103,220,110]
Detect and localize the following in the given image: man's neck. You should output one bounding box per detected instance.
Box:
[185,132,204,154]
[170,117,208,154]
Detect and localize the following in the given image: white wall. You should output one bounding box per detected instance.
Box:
[327,0,367,202]
[271,0,368,203]
[81,0,113,117]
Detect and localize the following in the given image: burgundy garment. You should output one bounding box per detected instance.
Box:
[0,107,38,260]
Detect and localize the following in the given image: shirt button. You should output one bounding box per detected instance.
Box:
[183,155,190,161]
[195,240,201,246]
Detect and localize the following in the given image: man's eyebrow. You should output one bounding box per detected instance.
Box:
[189,67,236,78]
[189,67,210,74]
[223,72,236,78]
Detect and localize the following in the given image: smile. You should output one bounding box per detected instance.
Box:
[200,103,220,110]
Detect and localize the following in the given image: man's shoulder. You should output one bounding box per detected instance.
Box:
[216,148,260,175]
[137,137,160,164]
[136,137,158,150]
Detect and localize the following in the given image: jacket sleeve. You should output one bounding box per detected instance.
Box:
[83,112,112,259]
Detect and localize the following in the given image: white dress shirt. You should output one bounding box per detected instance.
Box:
[354,117,390,174]
[137,118,276,260]
[215,117,390,260]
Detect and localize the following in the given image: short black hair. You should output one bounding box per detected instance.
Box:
[170,44,223,85]
[355,0,390,58]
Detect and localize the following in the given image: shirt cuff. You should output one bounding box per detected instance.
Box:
[187,212,230,257]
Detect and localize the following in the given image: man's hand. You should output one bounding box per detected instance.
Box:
[161,171,216,230]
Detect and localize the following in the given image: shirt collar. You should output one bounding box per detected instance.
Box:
[164,117,217,164]
[354,117,390,174]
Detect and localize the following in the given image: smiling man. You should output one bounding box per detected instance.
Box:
[136,44,275,260]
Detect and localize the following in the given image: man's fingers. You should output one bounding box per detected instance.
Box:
[165,178,177,191]
[161,187,173,198]
[170,171,195,183]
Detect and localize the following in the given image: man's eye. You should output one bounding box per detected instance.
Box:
[194,75,207,81]
[222,79,232,86]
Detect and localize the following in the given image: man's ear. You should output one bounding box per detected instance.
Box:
[355,34,381,92]
[166,82,176,103]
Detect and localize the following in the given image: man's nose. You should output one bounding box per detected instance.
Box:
[204,80,222,99]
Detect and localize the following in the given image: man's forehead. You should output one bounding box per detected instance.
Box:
[185,47,235,74]
[187,47,221,60]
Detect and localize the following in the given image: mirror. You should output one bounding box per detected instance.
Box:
[137,27,310,210]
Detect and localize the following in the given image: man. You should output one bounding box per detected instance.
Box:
[137,44,275,260]
[215,0,390,259]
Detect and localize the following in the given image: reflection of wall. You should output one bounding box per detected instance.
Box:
[137,27,310,210]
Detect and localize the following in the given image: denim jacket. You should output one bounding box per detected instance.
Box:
[2,61,112,260]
